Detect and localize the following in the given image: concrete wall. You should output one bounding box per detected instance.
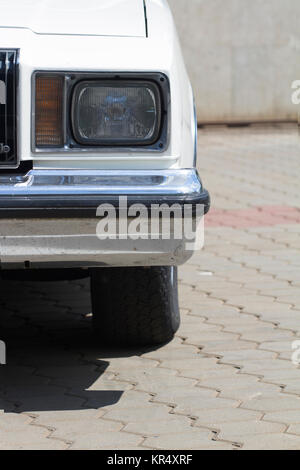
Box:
[168,0,300,123]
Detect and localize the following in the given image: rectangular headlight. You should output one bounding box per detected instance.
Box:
[71,81,161,146]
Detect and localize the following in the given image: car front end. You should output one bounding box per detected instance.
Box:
[0,0,210,346]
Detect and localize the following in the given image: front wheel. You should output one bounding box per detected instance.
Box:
[90,266,180,347]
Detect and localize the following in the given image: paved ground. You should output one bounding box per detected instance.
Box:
[0,124,300,450]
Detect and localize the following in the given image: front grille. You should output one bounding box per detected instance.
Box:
[0,50,18,167]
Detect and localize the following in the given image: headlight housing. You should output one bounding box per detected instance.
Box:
[72,81,161,146]
[33,72,169,153]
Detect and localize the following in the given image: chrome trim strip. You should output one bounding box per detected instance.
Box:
[0,49,18,168]
[193,95,198,167]
[0,169,202,197]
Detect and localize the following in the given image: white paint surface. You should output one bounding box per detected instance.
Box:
[0,0,146,37]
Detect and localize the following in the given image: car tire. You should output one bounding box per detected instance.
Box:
[90,266,180,347]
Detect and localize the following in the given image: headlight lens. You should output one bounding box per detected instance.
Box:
[72,81,161,146]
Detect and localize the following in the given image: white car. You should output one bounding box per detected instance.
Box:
[0,0,210,346]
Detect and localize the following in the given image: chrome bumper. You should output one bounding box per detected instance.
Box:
[0,169,210,268]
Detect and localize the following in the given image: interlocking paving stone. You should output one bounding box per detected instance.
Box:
[219,384,282,401]
[263,410,300,426]
[258,369,300,383]
[69,432,143,450]
[103,404,174,423]
[50,419,123,441]
[152,387,217,406]
[123,416,193,436]
[241,434,300,450]
[233,360,299,375]
[143,431,227,450]
[193,408,263,428]
[0,425,68,450]
[174,397,240,415]
[241,395,300,412]
[217,420,286,443]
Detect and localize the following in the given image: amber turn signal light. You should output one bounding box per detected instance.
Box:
[35,75,63,147]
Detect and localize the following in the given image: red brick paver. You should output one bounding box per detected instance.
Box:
[206,206,300,228]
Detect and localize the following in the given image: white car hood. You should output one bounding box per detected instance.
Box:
[0,0,146,37]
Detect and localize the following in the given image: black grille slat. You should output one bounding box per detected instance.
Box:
[0,50,18,167]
